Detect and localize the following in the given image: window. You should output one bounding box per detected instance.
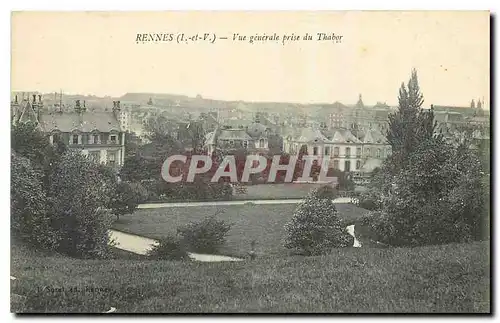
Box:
[243,141,248,149]
[356,147,361,157]
[333,147,339,157]
[345,147,351,158]
[356,160,361,169]
[366,148,371,157]
[259,139,265,148]
[313,146,318,155]
[72,135,79,145]
[229,140,234,145]
[345,160,351,172]
[333,160,339,170]
[93,134,99,144]
[110,135,117,144]
[324,146,330,155]
[376,148,381,158]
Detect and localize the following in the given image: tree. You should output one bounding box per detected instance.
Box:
[110,182,148,221]
[11,122,68,191]
[185,121,205,153]
[284,187,353,255]
[386,69,434,173]
[11,152,57,250]
[367,138,488,246]
[11,122,52,177]
[49,151,115,258]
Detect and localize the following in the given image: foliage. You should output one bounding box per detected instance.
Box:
[11,152,57,250]
[11,122,50,172]
[177,214,232,254]
[310,185,338,200]
[110,182,148,220]
[11,122,68,190]
[386,69,436,174]
[120,153,153,182]
[365,138,489,246]
[49,151,115,258]
[147,235,189,260]
[284,188,353,256]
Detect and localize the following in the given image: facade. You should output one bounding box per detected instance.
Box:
[282,126,390,175]
[204,123,274,155]
[11,95,126,167]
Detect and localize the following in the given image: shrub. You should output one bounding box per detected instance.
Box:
[49,151,115,258]
[147,236,189,260]
[284,188,353,256]
[111,182,148,220]
[177,215,232,254]
[368,139,490,247]
[310,185,338,200]
[11,152,57,250]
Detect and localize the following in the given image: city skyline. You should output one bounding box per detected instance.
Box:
[11,11,490,107]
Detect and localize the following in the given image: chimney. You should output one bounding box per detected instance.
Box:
[112,100,121,119]
[75,100,82,113]
[14,95,18,104]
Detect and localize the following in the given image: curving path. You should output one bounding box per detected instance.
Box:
[109,222,362,261]
[109,230,243,261]
[346,225,362,248]
[138,197,356,209]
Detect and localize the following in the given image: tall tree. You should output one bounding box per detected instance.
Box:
[386,68,433,172]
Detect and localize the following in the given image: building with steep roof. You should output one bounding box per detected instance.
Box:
[12,95,126,167]
[204,121,276,155]
[282,125,390,174]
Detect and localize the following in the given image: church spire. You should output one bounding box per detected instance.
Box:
[356,93,364,108]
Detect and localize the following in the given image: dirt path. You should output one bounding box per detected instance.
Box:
[138,197,356,209]
[109,230,243,262]
[346,225,362,247]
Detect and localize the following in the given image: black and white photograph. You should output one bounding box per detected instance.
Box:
[9,10,491,314]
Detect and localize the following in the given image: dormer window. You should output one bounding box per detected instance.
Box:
[110,135,117,144]
[72,136,79,145]
[93,134,100,144]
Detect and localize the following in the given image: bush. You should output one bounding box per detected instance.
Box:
[368,139,489,247]
[49,151,115,258]
[177,215,232,254]
[284,188,353,256]
[111,182,148,220]
[147,236,189,260]
[310,185,338,200]
[11,152,57,250]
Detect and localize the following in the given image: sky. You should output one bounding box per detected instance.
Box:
[11,11,490,107]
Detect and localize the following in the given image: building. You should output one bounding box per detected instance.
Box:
[204,123,276,155]
[282,126,390,176]
[11,94,126,167]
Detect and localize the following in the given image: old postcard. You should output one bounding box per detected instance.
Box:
[10,11,490,313]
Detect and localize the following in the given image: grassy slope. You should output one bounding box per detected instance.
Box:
[113,203,369,258]
[11,241,490,313]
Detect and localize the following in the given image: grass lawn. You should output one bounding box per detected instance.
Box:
[233,183,327,200]
[11,241,490,313]
[113,203,369,258]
